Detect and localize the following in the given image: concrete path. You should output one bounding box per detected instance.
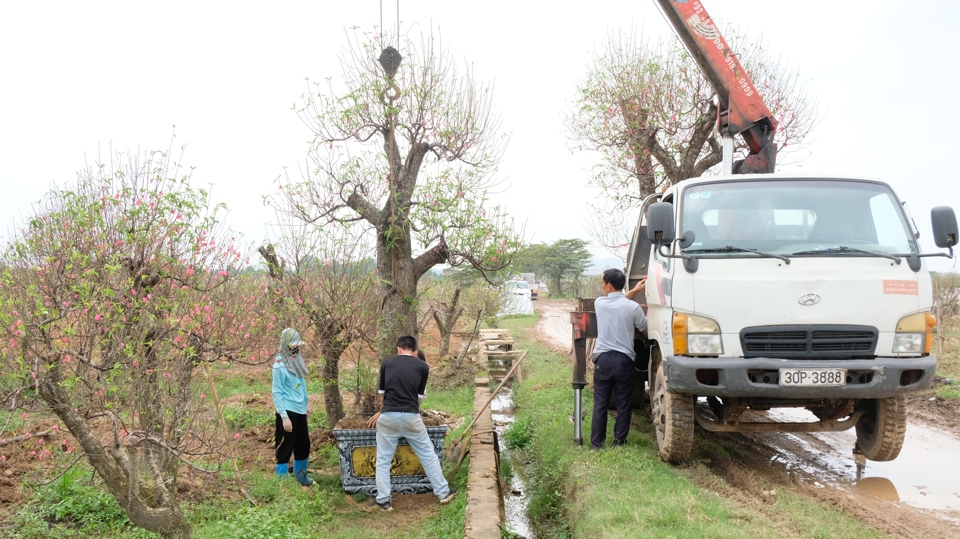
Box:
[464,377,503,538]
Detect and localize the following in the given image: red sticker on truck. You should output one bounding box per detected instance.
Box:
[883,280,918,295]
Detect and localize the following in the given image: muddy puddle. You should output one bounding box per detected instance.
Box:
[762,407,960,516]
[489,357,533,538]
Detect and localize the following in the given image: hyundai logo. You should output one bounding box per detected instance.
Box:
[798,294,821,306]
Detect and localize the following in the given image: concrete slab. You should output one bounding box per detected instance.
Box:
[464,383,503,539]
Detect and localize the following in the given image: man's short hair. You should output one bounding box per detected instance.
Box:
[602,268,627,291]
[396,335,418,352]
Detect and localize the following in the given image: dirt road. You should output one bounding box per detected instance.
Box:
[533,298,960,538]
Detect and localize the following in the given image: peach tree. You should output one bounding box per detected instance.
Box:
[0,148,266,539]
[258,219,380,425]
[274,29,523,358]
[567,27,819,256]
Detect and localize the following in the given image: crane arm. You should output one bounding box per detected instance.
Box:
[654,0,778,173]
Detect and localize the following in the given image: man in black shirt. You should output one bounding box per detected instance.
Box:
[365,335,457,511]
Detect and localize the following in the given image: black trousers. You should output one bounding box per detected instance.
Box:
[591,351,635,449]
[275,411,310,464]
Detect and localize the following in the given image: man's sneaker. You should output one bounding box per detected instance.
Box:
[365,499,393,512]
[438,488,458,505]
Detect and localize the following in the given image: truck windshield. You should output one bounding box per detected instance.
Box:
[680,180,918,256]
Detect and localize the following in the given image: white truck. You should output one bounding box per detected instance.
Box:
[519,272,539,300]
[636,175,956,462]
[572,174,958,463]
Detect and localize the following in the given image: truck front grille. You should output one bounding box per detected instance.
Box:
[740,325,877,359]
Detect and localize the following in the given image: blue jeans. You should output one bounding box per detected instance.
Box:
[375,412,450,503]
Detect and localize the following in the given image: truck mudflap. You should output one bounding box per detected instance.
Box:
[663,355,937,400]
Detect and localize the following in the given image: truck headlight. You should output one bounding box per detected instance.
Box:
[894,312,936,354]
[688,334,723,354]
[674,313,722,356]
[892,333,923,353]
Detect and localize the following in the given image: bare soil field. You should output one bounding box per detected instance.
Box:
[534,298,960,539]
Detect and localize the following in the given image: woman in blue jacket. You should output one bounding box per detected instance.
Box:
[272,327,313,486]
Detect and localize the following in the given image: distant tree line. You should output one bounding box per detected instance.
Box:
[516,239,594,298]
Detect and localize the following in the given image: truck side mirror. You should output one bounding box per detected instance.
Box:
[931,206,958,248]
[646,202,676,245]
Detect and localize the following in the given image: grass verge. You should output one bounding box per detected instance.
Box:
[933,315,960,399]
[499,315,882,539]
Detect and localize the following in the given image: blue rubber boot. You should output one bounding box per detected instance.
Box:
[275,462,289,478]
[293,459,314,486]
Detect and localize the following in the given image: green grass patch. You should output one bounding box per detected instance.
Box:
[8,465,155,539]
[502,414,534,451]
[6,379,474,539]
[423,383,473,434]
[772,490,880,539]
[932,315,960,399]
[212,374,270,400]
[0,410,26,435]
[505,315,882,539]
[222,404,272,430]
[936,385,960,399]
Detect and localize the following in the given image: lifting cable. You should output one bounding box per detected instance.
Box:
[380,0,400,49]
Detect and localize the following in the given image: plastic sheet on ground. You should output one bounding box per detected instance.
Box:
[499,293,534,316]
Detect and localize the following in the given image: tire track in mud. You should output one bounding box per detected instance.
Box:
[533,299,960,538]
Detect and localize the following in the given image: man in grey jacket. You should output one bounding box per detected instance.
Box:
[591,268,647,450]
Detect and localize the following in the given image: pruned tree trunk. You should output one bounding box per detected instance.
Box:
[40,364,192,539]
[307,313,357,428]
[315,319,348,428]
[373,204,448,359]
[621,101,659,197]
[278,34,521,382]
[322,353,345,427]
[375,207,419,358]
[432,288,463,358]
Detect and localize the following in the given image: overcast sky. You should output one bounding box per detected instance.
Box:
[2,1,958,271]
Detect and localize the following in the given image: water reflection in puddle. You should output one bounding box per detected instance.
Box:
[764,408,960,513]
[855,476,899,501]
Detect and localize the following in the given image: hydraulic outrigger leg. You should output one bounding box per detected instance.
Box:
[571,309,594,446]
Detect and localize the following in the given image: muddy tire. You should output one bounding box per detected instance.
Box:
[651,362,694,463]
[855,396,906,462]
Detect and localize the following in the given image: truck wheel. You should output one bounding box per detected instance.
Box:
[651,362,694,463]
[855,396,906,462]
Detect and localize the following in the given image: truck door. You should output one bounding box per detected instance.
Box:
[645,192,676,349]
[626,193,662,291]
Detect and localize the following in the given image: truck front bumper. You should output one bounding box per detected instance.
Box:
[663,355,936,399]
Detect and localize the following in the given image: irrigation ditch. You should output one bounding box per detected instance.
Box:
[461,329,532,538]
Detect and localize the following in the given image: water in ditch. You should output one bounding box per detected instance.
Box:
[488,356,533,538]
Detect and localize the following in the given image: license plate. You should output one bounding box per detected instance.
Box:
[779,368,847,387]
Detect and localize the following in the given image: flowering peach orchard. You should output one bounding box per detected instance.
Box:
[0,150,284,538]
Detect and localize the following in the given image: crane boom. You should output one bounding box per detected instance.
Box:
[654,0,778,174]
